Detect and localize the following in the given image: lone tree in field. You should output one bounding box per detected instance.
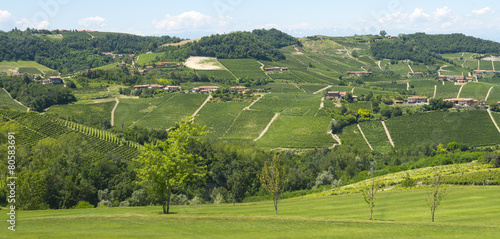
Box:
[427,171,447,222]
[258,154,288,215]
[362,176,380,220]
[134,116,208,214]
[380,30,387,38]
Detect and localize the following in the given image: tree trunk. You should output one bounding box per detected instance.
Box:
[370,203,373,220]
[162,194,167,214]
[274,194,278,215]
[166,187,172,214]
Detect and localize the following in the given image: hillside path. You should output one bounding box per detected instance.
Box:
[257,61,265,71]
[327,130,341,149]
[351,87,355,94]
[313,85,333,95]
[357,124,373,151]
[110,98,119,126]
[407,64,414,74]
[433,85,437,99]
[493,60,496,71]
[244,94,265,110]
[407,82,410,91]
[457,85,464,98]
[254,113,279,141]
[378,61,382,70]
[487,109,500,134]
[293,83,306,93]
[478,60,480,70]
[192,94,212,117]
[318,97,325,111]
[485,86,494,101]
[2,88,29,112]
[381,121,395,148]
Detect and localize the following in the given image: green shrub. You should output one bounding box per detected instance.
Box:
[72,201,94,209]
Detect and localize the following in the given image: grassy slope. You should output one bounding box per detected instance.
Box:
[5,186,500,238]
[385,111,500,147]
[0,88,27,111]
[45,101,115,125]
[0,61,58,75]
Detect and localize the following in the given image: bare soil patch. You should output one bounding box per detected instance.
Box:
[184,57,223,70]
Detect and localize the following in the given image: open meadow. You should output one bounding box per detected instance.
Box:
[3,186,499,238]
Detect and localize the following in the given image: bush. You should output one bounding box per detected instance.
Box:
[400,173,416,187]
[98,200,112,207]
[189,196,202,205]
[119,201,130,207]
[72,201,94,209]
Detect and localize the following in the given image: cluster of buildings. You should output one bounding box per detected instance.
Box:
[189,86,249,94]
[12,73,64,85]
[408,72,424,76]
[438,75,474,85]
[133,84,181,91]
[325,91,356,100]
[264,67,289,72]
[346,71,372,76]
[443,98,487,107]
[473,70,499,75]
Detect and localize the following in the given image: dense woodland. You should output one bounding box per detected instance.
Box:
[0,29,180,73]
[371,33,500,63]
[0,76,76,111]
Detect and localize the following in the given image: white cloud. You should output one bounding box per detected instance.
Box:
[471,7,494,15]
[433,6,451,19]
[410,8,429,21]
[152,11,230,32]
[78,16,107,28]
[16,18,49,29]
[0,10,12,22]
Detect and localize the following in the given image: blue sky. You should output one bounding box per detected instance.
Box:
[1,0,500,41]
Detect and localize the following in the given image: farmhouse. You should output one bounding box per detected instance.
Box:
[145,66,154,70]
[408,72,423,76]
[230,86,248,93]
[42,76,64,85]
[164,85,181,91]
[388,36,398,39]
[346,71,372,76]
[117,62,126,67]
[395,100,404,104]
[265,67,289,72]
[474,70,487,74]
[12,73,24,77]
[325,91,347,100]
[443,98,478,107]
[155,62,170,67]
[190,86,220,93]
[134,84,164,90]
[407,96,428,104]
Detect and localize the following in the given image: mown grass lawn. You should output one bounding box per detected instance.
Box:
[3,186,500,238]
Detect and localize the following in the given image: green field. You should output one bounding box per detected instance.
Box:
[359,121,392,152]
[223,110,276,141]
[218,59,268,79]
[435,81,461,99]
[45,101,115,126]
[486,86,500,104]
[385,111,500,147]
[195,101,249,138]
[0,61,58,75]
[338,124,371,150]
[18,67,43,75]
[459,82,493,100]
[0,88,27,111]
[6,186,499,238]
[479,60,494,70]
[298,83,329,93]
[410,80,438,97]
[114,94,178,127]
[134,93,207,129]
[136,52,164,66]
[256,115,335,148]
